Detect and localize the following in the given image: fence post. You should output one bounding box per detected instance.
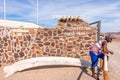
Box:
[103,52,108,80]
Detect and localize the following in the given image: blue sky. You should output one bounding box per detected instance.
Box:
[0,0,120,32]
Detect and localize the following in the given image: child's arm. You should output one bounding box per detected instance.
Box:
[102,41,109,53]
[102,41,113,54]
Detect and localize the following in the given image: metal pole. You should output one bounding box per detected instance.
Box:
[37,0,38,25]
[89,21,101,80]
[4,0,6,20]
[97,20,101,41]
[4,0,7,36]
[89,20,101,41]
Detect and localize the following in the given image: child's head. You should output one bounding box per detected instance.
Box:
[100,32,105,37]
[105,35,113,42]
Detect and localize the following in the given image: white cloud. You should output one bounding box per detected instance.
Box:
[0,0,120,32]
[102,23,120,32]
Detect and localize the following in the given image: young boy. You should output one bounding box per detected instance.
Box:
[89,35,113,78]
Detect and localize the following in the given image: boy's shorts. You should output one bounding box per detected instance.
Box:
[89,51,104,68]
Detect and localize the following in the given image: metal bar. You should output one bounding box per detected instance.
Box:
[4,0,6,20]
[89,21,99,25]
[97,21,101,41]
[89,20,101,41]
[89,21,101,80]
[4,0,7,36]
[36,0,39,25]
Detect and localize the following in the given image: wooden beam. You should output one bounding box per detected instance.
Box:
[103,53,108,80]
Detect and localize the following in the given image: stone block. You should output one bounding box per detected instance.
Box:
[29,28,36,34]
[44,42,50,45]
[19,52,24,58]
[84,37,91,40]
[0,44,3,48]
[7,45,11,51]
[85,44,91,47]
[14,53,19,59]
[3,37,7,41]
[18,35,23,40]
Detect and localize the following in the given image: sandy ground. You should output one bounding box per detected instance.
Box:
[0,65,97,80]
[0,34,120,80]
[108,34,120,80]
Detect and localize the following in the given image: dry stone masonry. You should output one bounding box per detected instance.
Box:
[0,17,98,64]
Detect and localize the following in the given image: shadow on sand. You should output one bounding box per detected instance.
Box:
[77,67,92,80]
[77,67,102,80]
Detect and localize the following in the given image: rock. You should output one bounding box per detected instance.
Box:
[48,31,52,36]
[85,44,91,47]
[14,53,19,59]
[3,37,7,41]
[44,42,50,45]
[36,38,41,40]
[45,47,49,52]
[51,42,55,47]
[29,28,36,34]
[38,44,43,47]
[54,37,59,39]
[18,35,23,40]
[32,53,36,57]
[7,45,11,51]
[80,43,84,47]
[57,22,65,27]
[19,52,24,58]
[26,35,31,41]
[58,29,62,34]
[84,37,91,40]
[57,49,61,54]
[44,33,48,36]
[0,44,3,48]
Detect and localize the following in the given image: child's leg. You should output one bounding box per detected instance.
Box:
[89,51,98,78]
[91,67,96,78]
[98,52,104,71]
[99,59,104,71]
[0,62,1,67]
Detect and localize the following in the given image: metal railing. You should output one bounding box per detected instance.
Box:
[89,20,101,41]
[90,21,109,80]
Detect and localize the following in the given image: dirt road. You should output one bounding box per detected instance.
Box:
[108,34,120,80]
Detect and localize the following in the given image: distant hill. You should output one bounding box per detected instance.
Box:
[111,32,120,34]
[105,32,120,35]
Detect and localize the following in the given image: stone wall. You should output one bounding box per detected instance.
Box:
[0,19,98,64]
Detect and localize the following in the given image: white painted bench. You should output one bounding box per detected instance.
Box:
[3,57,91,77]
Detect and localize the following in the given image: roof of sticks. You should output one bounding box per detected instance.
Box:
[56,16,84,22]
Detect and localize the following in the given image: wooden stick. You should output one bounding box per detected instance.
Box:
[103,52,108,80]
[104,71,108,80]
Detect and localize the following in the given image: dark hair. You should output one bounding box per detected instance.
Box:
[105,35,113,40]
